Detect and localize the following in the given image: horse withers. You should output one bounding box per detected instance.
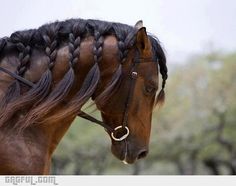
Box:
[0,18,167,174]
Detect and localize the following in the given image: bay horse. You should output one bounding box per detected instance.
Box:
[0,18,167,174]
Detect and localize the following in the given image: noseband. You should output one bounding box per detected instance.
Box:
[0,50,153,142]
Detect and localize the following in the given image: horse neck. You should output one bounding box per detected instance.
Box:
[0,34,124,155]
[34,35,122,153]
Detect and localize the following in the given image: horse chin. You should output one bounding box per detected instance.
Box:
[122,160,129,164]
[121,157,136,164]
[111,143,137,164]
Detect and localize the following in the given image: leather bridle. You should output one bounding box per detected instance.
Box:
[0,50,154,142]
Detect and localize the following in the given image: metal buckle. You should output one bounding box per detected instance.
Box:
[111,126,130,141]
[131,71,138,79]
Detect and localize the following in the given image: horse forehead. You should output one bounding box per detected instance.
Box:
[138,62,158,79]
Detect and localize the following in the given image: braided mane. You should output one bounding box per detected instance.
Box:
[0,18,167,130]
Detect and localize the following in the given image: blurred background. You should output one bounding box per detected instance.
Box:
[0,0,236,175]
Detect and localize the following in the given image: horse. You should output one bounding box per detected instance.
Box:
[0,18,167,174]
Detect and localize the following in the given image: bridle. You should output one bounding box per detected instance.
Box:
[78,51,154,142]
[0,49,153,142]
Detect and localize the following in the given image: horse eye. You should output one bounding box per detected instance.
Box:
[144,85,156,95]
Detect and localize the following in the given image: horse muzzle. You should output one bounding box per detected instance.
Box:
[111,139,149,164]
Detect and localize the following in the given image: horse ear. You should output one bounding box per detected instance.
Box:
[134,20,143,29]
[136,27,150,51]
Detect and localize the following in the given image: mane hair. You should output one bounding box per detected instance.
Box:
[0,38,6,53]
[149,35,168,106]
[0,18,167,129]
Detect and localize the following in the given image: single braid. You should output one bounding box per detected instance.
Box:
[43,34,58,70]
[117,40,129,63]
[156,43,168,91]
[155,74,167,107]
[36,22,60,72]
[117,30,137,64]
[68,22,85,69]
[155,41,168,106]
[10,31,34,77]
[157,65,168,106]
[93,30,104,64]
[87,20,111,65]
[161,72,167,90]
[112,23,136,64]
[16,43,31,76]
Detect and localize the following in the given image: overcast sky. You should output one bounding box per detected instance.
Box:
[0,0,235,64]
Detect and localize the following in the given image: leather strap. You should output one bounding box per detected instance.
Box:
[78,111,113,132]
[0,66,34,87]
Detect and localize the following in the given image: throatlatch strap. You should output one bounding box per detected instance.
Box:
[0,66,34,87]
[78,111,114,132]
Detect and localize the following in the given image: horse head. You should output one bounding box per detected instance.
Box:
[94,21,167,164]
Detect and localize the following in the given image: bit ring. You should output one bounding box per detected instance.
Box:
[111,126,129,141]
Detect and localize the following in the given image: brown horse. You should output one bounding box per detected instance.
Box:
[0,18,167,174]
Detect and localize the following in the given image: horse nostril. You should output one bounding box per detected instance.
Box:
[137,149,148,159]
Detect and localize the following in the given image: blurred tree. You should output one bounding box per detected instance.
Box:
[149,51,236,175]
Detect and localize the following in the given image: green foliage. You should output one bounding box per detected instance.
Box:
[52,51,236,175]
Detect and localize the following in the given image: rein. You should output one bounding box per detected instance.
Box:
[0,52,153,142]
